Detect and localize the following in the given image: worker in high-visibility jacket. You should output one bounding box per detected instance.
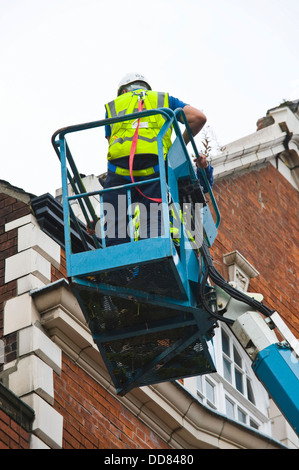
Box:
[102,73,213,246]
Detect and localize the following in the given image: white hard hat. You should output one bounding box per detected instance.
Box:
[117,73,151,95]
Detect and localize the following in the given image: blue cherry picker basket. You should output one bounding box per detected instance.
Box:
[52,107,220,395]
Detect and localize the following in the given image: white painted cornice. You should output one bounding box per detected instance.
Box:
[211,105,299,191]
[212,125,287,180]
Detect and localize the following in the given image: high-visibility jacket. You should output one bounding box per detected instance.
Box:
[105,90,172,162]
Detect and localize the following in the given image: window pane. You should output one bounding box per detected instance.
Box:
[197,375,203,393]
[225,397,235,419]
[233,345,242,368]
[250,419,259,430]
[206,380,215,405]
[235,368,244,394]
[223,357,232,382]
[221,329,230,356]
[237,408,247,424]
[247,378,255,404]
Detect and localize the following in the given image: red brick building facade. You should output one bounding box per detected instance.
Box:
[0,382,34,449]
[211,162,298,337]
[54,355,170,449]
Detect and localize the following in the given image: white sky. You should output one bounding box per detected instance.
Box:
[1,0,299,197]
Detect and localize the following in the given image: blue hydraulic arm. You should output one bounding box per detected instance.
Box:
[220,291,299,436]
[252,343,299,434]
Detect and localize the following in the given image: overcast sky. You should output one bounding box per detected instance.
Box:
[1,0,299,197]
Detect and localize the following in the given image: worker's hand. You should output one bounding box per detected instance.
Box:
[194,153,209,169]
[86,219,99,236]
[86,224,95,236]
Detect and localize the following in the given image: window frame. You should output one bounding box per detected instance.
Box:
[220,327,255,404]
[184,323,272,436]
[196,374,218,410]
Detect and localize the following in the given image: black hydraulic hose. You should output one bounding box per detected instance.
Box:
[198,266,235,325]
[179,193,273,323]
[179,193,234,325]
[199,240,275,320]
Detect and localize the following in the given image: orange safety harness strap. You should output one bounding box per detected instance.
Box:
[129,97,162,203]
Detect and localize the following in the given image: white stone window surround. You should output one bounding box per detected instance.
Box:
[223,251,259,292]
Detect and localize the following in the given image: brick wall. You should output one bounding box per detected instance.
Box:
[51,250,67,282]
[54,354,171,449]
[0,408,31,449]
[0,382,34,449]
[211,162,299,336]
